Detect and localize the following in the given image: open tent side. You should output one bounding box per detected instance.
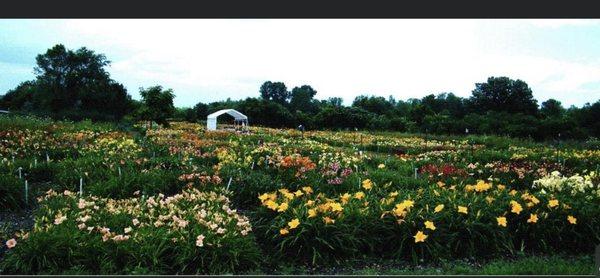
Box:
[206,109,249,131]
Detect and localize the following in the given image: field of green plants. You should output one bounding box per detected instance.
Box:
[0,115,599,274]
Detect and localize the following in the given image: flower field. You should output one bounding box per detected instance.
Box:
[0,116,599,274]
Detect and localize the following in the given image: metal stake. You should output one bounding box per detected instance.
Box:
[24,180,28,204]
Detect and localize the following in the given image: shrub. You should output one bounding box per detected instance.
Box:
[0,188,262,274]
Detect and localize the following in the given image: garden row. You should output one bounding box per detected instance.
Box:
[0,116,598,274]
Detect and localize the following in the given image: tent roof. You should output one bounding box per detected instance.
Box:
[207,109,248,120]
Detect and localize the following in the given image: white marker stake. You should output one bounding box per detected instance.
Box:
[12,156,15,163]
[251,161,255,170]
[46,153,49,163]
[414,168,418,179]
[79,178,83,196]
[34,158,37,167]
[227,177,232,191]
[24,180,28,204]
[118,167,122,177]
[18,167,22,179]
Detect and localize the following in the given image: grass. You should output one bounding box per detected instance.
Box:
[242,254,596,275]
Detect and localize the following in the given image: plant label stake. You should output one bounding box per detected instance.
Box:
[24,180,28,204]
[251,161,255,170]
[118,167,122,177]
[12,156,15,163]
[18,167,22,179]
[79,178,83,196]
[46,152,49,163]
[414,168,418,179]
[34,158,37,167]
[227,177,232,191]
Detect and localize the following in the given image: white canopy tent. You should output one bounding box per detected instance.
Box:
[206,109,249,131]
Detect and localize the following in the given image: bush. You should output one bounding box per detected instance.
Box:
[0,188,262,274]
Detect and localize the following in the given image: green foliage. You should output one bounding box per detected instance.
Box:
[0,189,262,274]
[137,86,176,128]
[259,81,289,105]
[0,175,27,210]
[0,44,134,121]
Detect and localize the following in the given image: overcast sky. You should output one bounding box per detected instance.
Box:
[1,19,600,107]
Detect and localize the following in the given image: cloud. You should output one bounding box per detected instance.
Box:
[1,19,599,107]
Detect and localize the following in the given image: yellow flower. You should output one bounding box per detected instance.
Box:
[294,190,304,197]
[567,215,577,224]
[288,218,300,229]
[509,190,517,196]
[389,191,399,197]
[424,221,436,231]
[277,202,289,212]
[330,202,343,212]
[401,199,415,209]
[393,204,408,217]
[497,184,506,191]
[527,213,538,224]
[457,206,468,214]
[475,180,492,192]
[510,201,523,215]
[362,179,373,190]
[434,204,444,213]
[436,181,445,188]
[323,216,335,225]
[378,164,385,169]
[258,193,271,203]
[265,200,278,211]
[354,191,365,200]
[340,193,351,204]
[302,186,313,194]
[530,196,540,205]
[485,196,495,204]
[548,199,559,208]
[308,209,317,218]
[496,216,507,227]
[280,228,289,235]
[413,231,428,243]
[283,192,294,200]
[306,200,315,206]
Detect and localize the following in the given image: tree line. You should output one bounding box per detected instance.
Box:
[1,44,599,140]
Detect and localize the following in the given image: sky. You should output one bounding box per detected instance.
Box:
[1,19,600,108]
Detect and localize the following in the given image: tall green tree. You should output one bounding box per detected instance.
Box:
[540,99,565,118]
[259,81,289,105]
[469,76,538,115]
[289,85,318,113]
[138,86,175,128]
[1,44,133,121]
[352,95,394,115]
[194,102,209,120]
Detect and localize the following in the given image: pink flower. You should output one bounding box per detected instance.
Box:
[78,199,86,209]
[196,235,205,247]
[6,238,16,249]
